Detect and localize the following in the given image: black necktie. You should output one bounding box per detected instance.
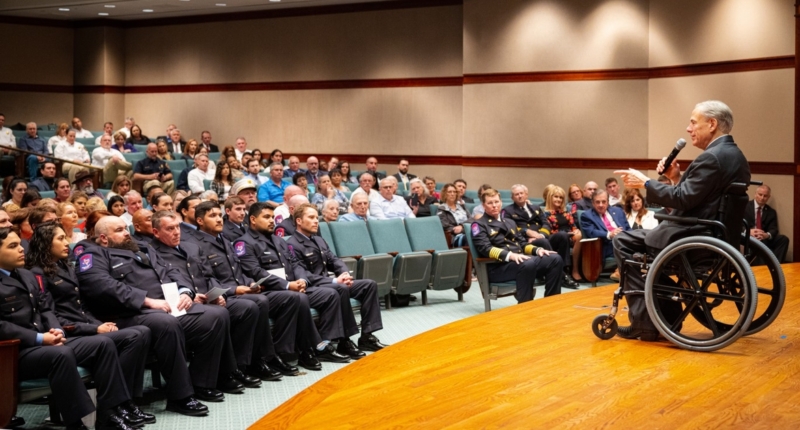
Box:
[216,236,226,247]
[176,246,187,258]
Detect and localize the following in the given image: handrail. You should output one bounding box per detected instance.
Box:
[0,145,101,171]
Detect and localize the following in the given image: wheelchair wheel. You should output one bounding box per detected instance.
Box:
[740,236,786,335]
[644,236,757,352]
[592,314,618,340]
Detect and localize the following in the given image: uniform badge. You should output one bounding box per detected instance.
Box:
[275,214,284,224]
[79,254,93,272]
[287,244,294,256]
[471,223,479,235]
[275,227,285,238]
[489,229,497,236]
[234,241,246,257]
[73,245,85,256]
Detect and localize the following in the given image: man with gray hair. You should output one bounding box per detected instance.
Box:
[117,116,135,138]
[744,184,790,263]
[369,176,415,220]
[121,190,143,226]
[188,153,215,194]
[614,100,750,341]
[17,121,49,180]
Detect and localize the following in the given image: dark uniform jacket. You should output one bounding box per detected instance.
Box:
[0,269,62,349]
[151,239,221,296]
[75,244,196,320]
[236,228,311,292]
[190,229,254,295]
[644,135,750,250]
[502,202,551,236]
[31,262,104,337]
[274,216,296,238]
[134,156,172,177]
[471,214,540,261]
[286,233,348,286]
[221,219,247,243]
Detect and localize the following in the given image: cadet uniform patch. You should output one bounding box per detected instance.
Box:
[275,227,285,238]
[234,241,246,256]
[471,223,479,235]
[79,254,93,272]
[73,245,85,257]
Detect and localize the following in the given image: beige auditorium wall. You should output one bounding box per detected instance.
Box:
[121,5,463,159]
[461,167,613,195]
[462,0,650,160]
[0,23,74,125]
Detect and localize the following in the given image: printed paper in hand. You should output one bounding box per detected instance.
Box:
[267,268,287,280]
[204,287,228,304]
[160,282,187,317]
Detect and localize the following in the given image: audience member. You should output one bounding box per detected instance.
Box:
[199,130,218,153]
[329,168,349,193]
[574,181,597,211]
[72,170,104,200]
[0,209,9,228]
[2,178,27,213]
[579,190,630,280]
[321,199,340,222]
[107,195,126,216]
[93,134,132,186]
[423,176,440,201]
[230,178,259,211]
[47,122,69,156]
[258,162,290,205]
[339,193,374,222]
[120,190,143,226]
[221,196,248,242]
[156,124,176,143]
[150,192,174,212]
[156,139,173,160]
[10,208,33,241]
[242,158,265,185]
[392,158,416,192]
[58,201,87,243]
[454,179,473,204]
[293,171,313,196]
[437,183,470,247]
[69,191,91,219]
[471,184,493,217]
[86,196,106,213]
[370,177,415,220]
[167,128,186,154]
[566,183,583,213]
[126,124,149,146]
[471,189,563,301]
[304,156,326,187]
[283,156,303,178]
[351,172,380,202]
[406,178,436,217]
[364,157,385,181]
[211,160,234,201]
[71,116,93,138]
[53,129,90,183]
[606,177,622,206]
[20,189,41,209]
[30,161,57,191]
[339,160,357,184]
[17,122,49,180]
[117,117,134,138]
[745,184,790,263]
[134,143,175,195]
[0,113,16,154]
[187,153,215,194]
[268,149,283,166]
[183,139,199,161]
[107,175,132,200]
[94,121,114,146]
[311,174,349,215]
[328,156,339,171]
[54,178,72,203]
[114,131,136,154]
[232,137,247,162]
[623,188,657,230]
[274,195,310,238]
[131,209,154,245]
[251,149,264,168]
[542,185,584,282]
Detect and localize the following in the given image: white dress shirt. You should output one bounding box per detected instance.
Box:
[188,167,216,194]
[0,127,16,147]
[369,195,416,220]
[74,129,94,138]
[54,141,90,164]
[116,127,131,138]
[351,187,381,202]
[92,146,125,167]
[48,135,66,155]
[121,211,133,226]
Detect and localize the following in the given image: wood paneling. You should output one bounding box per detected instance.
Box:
[253,264,800,429]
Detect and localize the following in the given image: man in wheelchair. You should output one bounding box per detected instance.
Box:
[613,100,750,341]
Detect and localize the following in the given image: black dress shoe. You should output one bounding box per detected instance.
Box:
[562,274,579,289]
[266,356,298,377]
[247,360,283,381]
[166,396,209,416]
[112,405,144,427]
[297,349,322,371]
[65,423,88,430]
[358,334,387,352]
[8,416,25,428]
[233,368,262,388]
[217,376,245,394]
[193,387,225,402]
[337,339,366,360]
[97,412,137,430]
[316,343,350,363]
[617,325,660,341]
[123,400,156,424]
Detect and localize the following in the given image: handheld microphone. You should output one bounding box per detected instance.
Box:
[658,138,686,174]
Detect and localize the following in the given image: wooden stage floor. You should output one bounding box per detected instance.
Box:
[252,264,800,429]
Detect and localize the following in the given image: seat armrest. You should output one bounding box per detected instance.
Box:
[343,255,363,260]
[388,251,399,257]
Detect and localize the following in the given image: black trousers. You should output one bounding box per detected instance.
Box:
[19,335,129,425]
[225,297,259,366]
[613,229,682,332]
[487,254,563,302]
[117,304,230,400]
[764,234,789,263]
[323,279,383,337]
[100,326,150,398]
[545,232,570,268]
[302,286,344,344]
[258,290,302,356]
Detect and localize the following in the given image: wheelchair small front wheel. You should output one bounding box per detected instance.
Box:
[592,314,618,340]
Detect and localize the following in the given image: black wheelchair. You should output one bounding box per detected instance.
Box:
[591,181,786,352]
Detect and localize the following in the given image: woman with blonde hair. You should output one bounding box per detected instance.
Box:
[156,139,173,160]
[543,185,583,283]
[84,196,106,214]
[47,122,69,155]
[57,201,87,243]
[182,138,199,161]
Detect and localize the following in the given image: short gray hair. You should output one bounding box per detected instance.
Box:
[511,184,528,193]
[123,190,142,204]
[151,210,178,230]
[695,100,733,134]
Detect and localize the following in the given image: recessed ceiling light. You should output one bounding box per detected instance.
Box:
[98,12,109,16]
[143,9,154,12]
[58,8,70,11]
[105,4,115,8]
[270,0,281,2]
[216,3,226,6]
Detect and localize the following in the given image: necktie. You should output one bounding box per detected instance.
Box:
[756,206,762,230]
[216,236,226,248]
[601,213,614,231]
[523,204,532,218]
[176,246,187,258]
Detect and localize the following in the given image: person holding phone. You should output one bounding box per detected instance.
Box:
[405,178,437,217]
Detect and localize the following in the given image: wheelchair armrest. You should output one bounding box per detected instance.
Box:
[655,213,698,224]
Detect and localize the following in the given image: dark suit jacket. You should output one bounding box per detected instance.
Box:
[166,140,187,154]
[580,207,630,258]
[0,269,62,349]
[502,202,549,236]
[392,173,417,191]
[303,170,328,187]
[201,142,219,153]
[191,229,254,296]
[744,200,780,238]
[235,228,311,292]
[30,177,54,192]
[644,135,750,249]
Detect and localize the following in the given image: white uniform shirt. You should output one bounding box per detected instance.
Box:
[0,127,15,147]
[92,146,125,167]
[74,129,94,138]
[54,141,90,164]
[187,168,216,194]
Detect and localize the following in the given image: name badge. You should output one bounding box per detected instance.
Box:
[54,280,63,285]
[207,254,218,259]
[112,262,124,269]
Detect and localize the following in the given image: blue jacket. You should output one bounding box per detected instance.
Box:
[580,207,630,258]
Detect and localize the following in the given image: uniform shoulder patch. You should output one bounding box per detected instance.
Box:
[73,245,85,257]
[234,240,246,257]
[471,222,480,235]
[78,254,93,272]
[275,227,285,238]
[275,214,284,224]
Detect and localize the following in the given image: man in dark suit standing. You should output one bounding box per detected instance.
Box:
[391,158,416,192]
[744,184,789,263]
[200,130,219,153]
[614,100,751,341]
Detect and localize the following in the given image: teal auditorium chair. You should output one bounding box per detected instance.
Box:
[203,179,212,191]
[498,189,512,200]
[75,137,95,146]
[166,159,189,172]
[346,183,360,191]
[404,217,467,300]
[465,202,478,214]
[464,190,479,201]
[40,191,55,199]
[123,152,146,164]
[133,144,149,153]
[367,219,432,304]
[327,221,394,308]
[576,210,617,287]
[317,222,357,274]
[464,223,519,312]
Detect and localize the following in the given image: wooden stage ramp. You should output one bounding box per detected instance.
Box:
[252,264,800,429]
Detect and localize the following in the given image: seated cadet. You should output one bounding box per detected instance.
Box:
[288,203,388,352]
[0,228,137,430]
[131,208,154,246]
[184,202,335,373]
[149,210,273,385]
[76,216,240,414]
[133,143,175,196]
[237,202,357,365]
[176,195,204,243]
[221,196,248,243]
[472,189,564,301]
[274,194,309,238]
[26,222,155,428]
[502,184,576,289]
